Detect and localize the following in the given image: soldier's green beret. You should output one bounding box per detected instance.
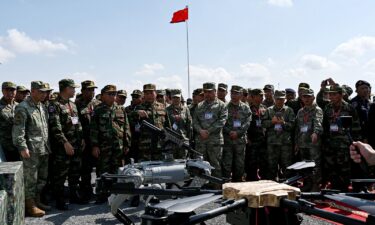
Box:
[263,84,274,91]
[193,88,203,96]
[143,83,156,91]
[2,81,16,90]
[156,89,166,96]
[31,81,52,91]
[342,85,353,96]
[301,88,314,97]
[298,82,310,90]
[101,84,117,94]
[326,84,343,94]
[117,90,127,97]
[218,83,228,91]
[230,85,243,93]
[203,82,216,91]
[250,88,264,96]
[171,89,182,98]
[16,85,30,92]
[131,89,142,97]
[59,79,79,89]
[81,80,97,90]
[274,90,286,99]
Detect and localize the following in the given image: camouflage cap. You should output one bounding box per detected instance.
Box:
[156,89,166,96]
[298,83,310,90]
[81,80,97,90]
[16,85,30,92]
[165,88,171,96]
[355,80,371,89]
[143,83,156,91]
[131,89,143,97]
[171,89,182,98]
[285,88,296,94]
[31,81,51,91]
[301,88,314,96]
[342,85,353,96]
[242,88,249,94]
[230,85,243,93]
[218,83,228,91]
[326,84,343,94]
[101,84,117,94]
[117,90,127,97]
[42,82,53,91]
[203,82,216,91]
[250,88,265,96]
[274,90,286,99]
[50,92,59,101]
[263,84,274,91]
[193,88,203,96]
[59,79,79,89]
[2,81,16,89]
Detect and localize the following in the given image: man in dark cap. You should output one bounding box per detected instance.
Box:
[116,90,127,106]
[342,84,353,102]
[156,89,168,107]
[286,83,310,115]
[217,83,228,103]
[285,88,296,103]
[262,84,275,107]
[15,85,30,103]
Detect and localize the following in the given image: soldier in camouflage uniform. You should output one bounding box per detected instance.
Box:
[222,86,252,182]
[262,84,275,108]
[285,88,296,104]
[242,88,249,104]
[263,90,295,180]
[323,84,361,191]
[156,89,169,107]
[12,81,51,217]
[189,88,204,149]
[246,89,267,181]
[286,83,310,115]
[131,84,170,161]
[116,90,127,106]
[15,85,30,103]
[166,89,192,159]
[75,80,98,201]
[295,89,323,191]
[0,82,19,161]
[217,83,228,103]
[193,82,228,180]
[48,79,84,210]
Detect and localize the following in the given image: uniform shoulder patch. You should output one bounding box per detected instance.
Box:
[14,112,23,125]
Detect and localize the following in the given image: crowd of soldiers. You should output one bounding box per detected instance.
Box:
[0,77,374,218]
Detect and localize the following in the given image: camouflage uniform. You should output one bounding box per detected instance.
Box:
[222,86,251,181]
[246,89,267,181]
[262,84,275,108]
[166,89,192,159]
[90,85,131,175]
[323,86,361,191]
[193,82,228,178]
[262,90,295,180]
[12,82,51,201]
[0,82,19,161]
[48,79,83,201]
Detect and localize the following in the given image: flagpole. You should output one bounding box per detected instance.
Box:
[185,7,191,98]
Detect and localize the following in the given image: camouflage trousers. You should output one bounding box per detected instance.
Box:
[264,144,293,180]
[23,153,49,199]
[96,145,122,176]
[222,142,245,182]
[245,141,266,181]
[53,148,81,193]
[196,142,223,178]
[323,146,351,191]
[299,146,321,191]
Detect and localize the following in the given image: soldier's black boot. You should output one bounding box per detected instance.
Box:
[70,187,88,204]
[56,197,68,210]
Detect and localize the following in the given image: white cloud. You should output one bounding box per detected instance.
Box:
[332,36,375,58]
[0,46,15,63]
[301,54,338,70]
[190,65,233,88]
[286,68,307,78]
[238,62,273,87]
[364,58,375,69]
[135,63,165,75]
[267,0,293,7]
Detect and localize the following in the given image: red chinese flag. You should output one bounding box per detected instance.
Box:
[170,7,188,23]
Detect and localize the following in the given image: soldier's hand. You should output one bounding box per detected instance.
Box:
[92,146,100,158]
[64,142,75,156]
[20,149,31,159]
[229,131,238,140]
[271,116,279,124]
[200,130,209,140]
[138,110,149,118]
[350,141,375,166]
[311,133,318,144]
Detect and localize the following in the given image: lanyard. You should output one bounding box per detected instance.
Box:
[332,108,341,122]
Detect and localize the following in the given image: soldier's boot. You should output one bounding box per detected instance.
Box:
[36,194,51,211]
[56,196,68,211]
[25,198,45,217]
[70,187,88,204]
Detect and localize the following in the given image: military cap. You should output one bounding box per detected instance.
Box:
[243,88,249,94]
[81,80,97,90]
[298,83,310,90]
[247,88,252,94]
[187,98,193,105]
[203,82,216,91]
[143,83,156,91]
[165,88,171,96]
[42,82,53,91]
[218,83,228,91]
[31,81,51,91]
[157,89,166,96]
[263,84,274,91]
[326,84,343,94]
[59,79,79,89]
[274,90,286,99]
[230,85,243,93]
[193,88,203,96]
[171,89,182,98]
[117,90,127,97]
[342,85,353,96]
[285,88,296,94]
[355,80,371,89]
[17,85,30,92]
[301,88,314,96]
[101,84,117,94]
[131,89,143,97]
[250,88,264,96]
[2,81,16,89]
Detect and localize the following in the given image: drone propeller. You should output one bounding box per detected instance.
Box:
[324,194,375,215]
[152,193,222,213]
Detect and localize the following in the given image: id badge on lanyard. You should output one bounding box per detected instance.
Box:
[172,122,178,130]
[205,112,213,120]
[256,119,261,127]
[71,116,79,125]
[274,124,282,131]
[135,123,141,132]
[233,120,241,128]
[300,125,308,133]
[330,123,339,132]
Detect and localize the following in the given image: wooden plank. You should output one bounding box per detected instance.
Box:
[223,180,300,208]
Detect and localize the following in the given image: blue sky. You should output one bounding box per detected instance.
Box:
[1,0,375,100]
